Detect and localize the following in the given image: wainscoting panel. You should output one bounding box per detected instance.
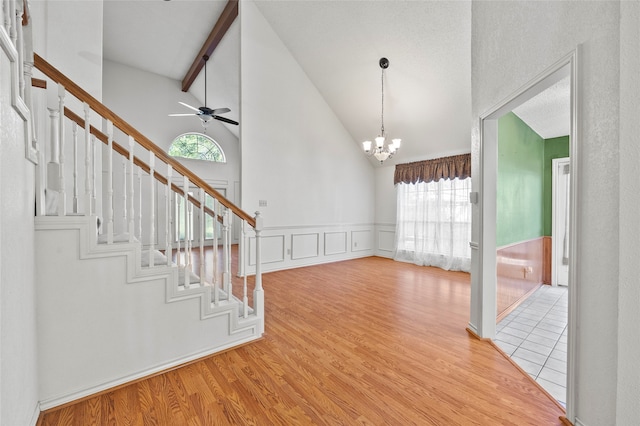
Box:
[351,230,372,252]
[248,224,375,273]
[497,237,544,283]
[496,237,547,317]
[324,232,347,256]
[374,224,396,258]
[249,234,285,266]
[291,233,320,260]
[378,230,395,253]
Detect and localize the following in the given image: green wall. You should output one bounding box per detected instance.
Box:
[543,136,570,236]
[497,112,544,247]
[497,113,570,247]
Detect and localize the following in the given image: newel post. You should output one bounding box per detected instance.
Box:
[253,211,264,334]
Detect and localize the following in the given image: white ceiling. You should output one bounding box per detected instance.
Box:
[512,76,570,139]
[102,1,568,163]
[103,0,240,136]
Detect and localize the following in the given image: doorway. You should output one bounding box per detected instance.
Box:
[470,49,580,421]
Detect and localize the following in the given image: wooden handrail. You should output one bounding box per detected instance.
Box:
[62,107,222,222]
[34,53,255,228]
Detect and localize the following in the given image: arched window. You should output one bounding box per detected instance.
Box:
[168,133,226,163]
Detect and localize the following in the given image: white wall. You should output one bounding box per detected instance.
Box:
[471,2,622,424]
[0,33,39,426]
[617,1,640,423]
[240,1,377,269]
[30,0,103,101]
[2,0,108,420]
[374,166,396,257]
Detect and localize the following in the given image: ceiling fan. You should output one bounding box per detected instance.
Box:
[169,55,238,127]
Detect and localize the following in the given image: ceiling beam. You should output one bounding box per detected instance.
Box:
[181,0,238,92]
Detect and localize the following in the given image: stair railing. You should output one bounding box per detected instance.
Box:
[32,53,263,329]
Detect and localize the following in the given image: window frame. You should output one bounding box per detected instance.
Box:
[168,132,226,163]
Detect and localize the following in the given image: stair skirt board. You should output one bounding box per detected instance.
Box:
[42,216,253,318]
[35,215,263,410]
[38,332,261,411]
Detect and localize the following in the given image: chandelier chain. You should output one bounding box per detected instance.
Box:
[380,66,385,135]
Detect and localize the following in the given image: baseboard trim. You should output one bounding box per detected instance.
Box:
[466,326,490,341]
[38,336,262,413]
[496,283,543,323]
[559,416,574,426]
[30,402,41,426]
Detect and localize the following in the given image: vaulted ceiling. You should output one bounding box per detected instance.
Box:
[103,0,569,165]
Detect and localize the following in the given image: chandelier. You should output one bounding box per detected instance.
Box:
[362,57,401,163]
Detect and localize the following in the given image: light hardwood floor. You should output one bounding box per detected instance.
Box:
[39,257,564,425]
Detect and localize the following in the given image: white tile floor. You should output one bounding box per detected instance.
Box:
[495,285,568,406]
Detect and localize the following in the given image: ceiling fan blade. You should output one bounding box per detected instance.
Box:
[213,115,239,125]
[178,102,201,113]
[211,107,231,115]
[169,113,197,117]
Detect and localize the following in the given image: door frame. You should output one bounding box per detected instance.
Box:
[552,157,570,286]
[470,47,581,421]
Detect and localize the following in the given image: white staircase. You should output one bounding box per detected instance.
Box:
[30,54,265,409]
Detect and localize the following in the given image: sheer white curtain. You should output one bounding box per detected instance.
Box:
[394,177,472,272]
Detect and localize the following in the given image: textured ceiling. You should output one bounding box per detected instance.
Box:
[102,1,568,163]
[512,77,570,139]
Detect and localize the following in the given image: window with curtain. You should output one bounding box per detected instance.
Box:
[394,154,472,272]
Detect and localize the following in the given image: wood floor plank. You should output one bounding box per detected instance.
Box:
[39,256,564,425]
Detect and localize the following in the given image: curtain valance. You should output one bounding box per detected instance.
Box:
[394,153,471,185]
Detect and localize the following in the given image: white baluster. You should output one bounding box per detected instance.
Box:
[121,156,127,234]
[222,209,231,299]
[22,15,37,158]
[1,0,7,35]
[72,122,78,213]
[46,108,60,196]
[242,219,248,318]
[8,0,16,45]
[188,201,193,277]
[254,211,264,334]
[165,166,173,266]
[35,149,46,216]
[128,136,135,243]
[238,217,245,278]
[176,193,182,271]
[105,120,114,244]
[15,0,24,98]
[57,84,66,216]
[183,176,191,288]
[148,153,155,267]
[199,188,205,287]
[212,198,219,305]
[227,211,232,300]
[91,135,97,216]
[83,103,92,215]
[137,165,142,242]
